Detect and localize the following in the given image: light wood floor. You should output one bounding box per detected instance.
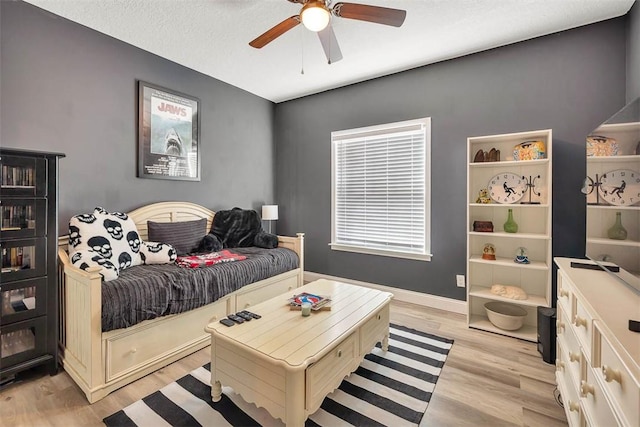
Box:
[0,300,568,427]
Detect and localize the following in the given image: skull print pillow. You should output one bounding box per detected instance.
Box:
[70,250,119,281]
[68,207,142,271]
[139,241,177,265]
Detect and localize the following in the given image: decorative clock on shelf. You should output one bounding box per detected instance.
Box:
[488,172,527,204]
[598,169,640,206]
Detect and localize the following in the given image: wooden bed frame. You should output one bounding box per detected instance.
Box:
[57,201,304,403]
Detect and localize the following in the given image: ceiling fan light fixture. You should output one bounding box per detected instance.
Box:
[300,1,330,32]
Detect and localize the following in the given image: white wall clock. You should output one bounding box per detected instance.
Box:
[488,172,526,204]
[598,169,640,206]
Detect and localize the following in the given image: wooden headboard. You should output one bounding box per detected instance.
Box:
[127,201,215,241]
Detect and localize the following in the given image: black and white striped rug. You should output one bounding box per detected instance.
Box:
[104,324,453,427]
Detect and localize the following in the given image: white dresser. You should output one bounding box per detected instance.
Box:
[554,258,639,427]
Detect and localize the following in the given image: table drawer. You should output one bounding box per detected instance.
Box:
[236,275,297,310]
[106,297,229,381]
[306,332,358,412]
[594,322,639,427]
[581,364,619,427]
[360,304,389,354]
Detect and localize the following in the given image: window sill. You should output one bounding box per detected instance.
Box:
[329,244,432,262]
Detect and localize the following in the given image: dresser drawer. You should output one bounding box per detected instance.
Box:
[556,342,583,427]
[557,270,574,315]
[236,275,297,310]
[593,322,639,427]
[580,364,620,427]
[360,304,389,354]
[106,297,229,381]
[306,332,358,411]
[572,298,594,361]
[557,305,583,386]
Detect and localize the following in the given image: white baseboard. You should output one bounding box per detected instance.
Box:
[304,271,467,315]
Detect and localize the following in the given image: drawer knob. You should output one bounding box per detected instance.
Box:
[580,380,595,397]
[569,352,580,363]
[559,289,569,297]
[377,314,381,320]
[337,350,342,358]
[555,359,565,371]
[602,365,622,383]
[131,348,137,354]
[568,400,580,413]
[245,303,252,308]
[573,315,587,328]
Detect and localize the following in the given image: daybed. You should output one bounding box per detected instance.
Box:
[57,201,304,403]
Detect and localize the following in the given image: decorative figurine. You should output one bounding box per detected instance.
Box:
[476,188,492,204]
[482,243,496,260]
[514,247,530,264]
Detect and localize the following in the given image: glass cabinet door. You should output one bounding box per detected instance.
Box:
[0,155,46,197]
[0,198,46,239]
[0,278,47,324]
[0,238,46,280]
[0,316,47,367]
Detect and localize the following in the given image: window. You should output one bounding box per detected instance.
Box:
[331,117,431,261]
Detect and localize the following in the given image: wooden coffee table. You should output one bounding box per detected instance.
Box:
[204,279,393,426]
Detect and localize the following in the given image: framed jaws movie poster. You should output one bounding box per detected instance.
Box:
[137,81,201,181]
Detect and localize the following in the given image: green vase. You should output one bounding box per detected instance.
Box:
[607,211,627,240]
[504,208,518,233]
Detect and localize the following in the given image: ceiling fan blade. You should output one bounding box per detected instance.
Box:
[317,26,343,64]
[333,2,406,27]
[249,16,300,48]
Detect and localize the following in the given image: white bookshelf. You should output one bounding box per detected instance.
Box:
[466,129,552,342]
[585,122,640,278]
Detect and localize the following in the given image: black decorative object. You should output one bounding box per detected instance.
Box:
[520,175,541,204]
[584,174,604,205]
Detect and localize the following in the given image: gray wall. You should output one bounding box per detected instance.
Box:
[1,1,634,301]
[275,19,628,300]
[1,1,276,230]
[627,0,640,101]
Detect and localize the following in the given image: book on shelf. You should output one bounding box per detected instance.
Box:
[287,292,332,311]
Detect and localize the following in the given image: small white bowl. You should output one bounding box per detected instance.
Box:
[484,301,527,331]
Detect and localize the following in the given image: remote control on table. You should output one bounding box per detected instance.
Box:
[241,310,261,319]
[228,314,245,324]
[219,318,235,327]
[235,312,253,321]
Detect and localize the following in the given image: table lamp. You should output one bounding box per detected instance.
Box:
[261,205,278,233]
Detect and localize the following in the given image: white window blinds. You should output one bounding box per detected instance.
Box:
[331,118,431,260]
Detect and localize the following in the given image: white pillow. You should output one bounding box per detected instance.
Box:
[140,241,177,265]
[70,250,119,281]
[69,207,141,270]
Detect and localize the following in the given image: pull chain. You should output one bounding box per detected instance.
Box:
[300,25,305,75]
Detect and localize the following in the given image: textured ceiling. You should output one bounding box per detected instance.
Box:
[23,0,635,103]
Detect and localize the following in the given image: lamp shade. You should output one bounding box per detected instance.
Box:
[262,205,279,221]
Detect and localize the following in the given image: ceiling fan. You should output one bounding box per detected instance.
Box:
[249,0,407,64]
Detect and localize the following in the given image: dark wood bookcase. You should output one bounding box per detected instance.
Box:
[0,148,64,382]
